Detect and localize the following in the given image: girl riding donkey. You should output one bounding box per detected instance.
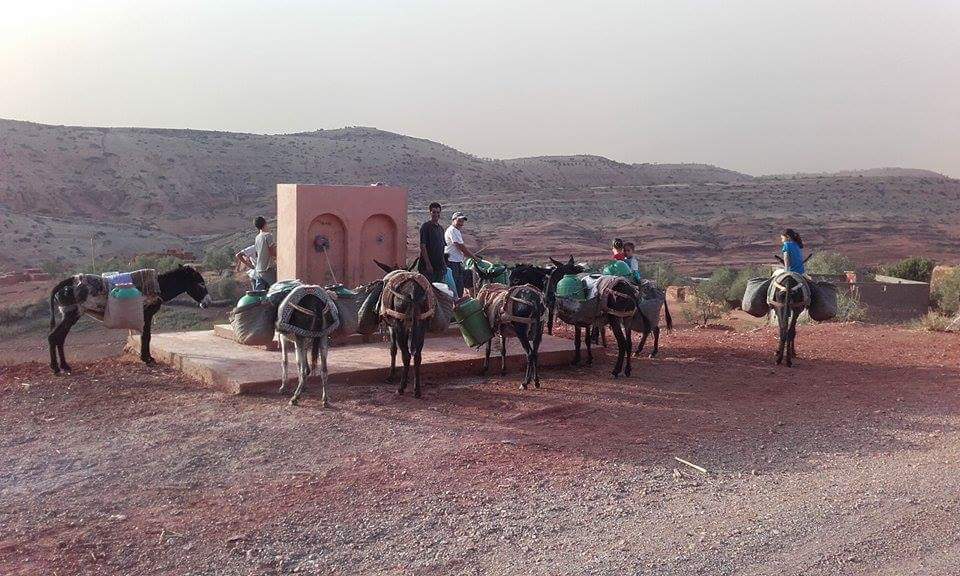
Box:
[47,264,211,374]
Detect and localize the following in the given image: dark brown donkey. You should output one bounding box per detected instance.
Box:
[375,260,433,398]
[47,265,210,374]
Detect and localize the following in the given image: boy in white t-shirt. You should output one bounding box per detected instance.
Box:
[444,212,475,297]
[235,245,258,288]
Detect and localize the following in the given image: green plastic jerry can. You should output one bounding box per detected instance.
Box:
[452,297,493,348]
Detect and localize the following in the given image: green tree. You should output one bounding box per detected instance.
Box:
[638,260,689,287]
[933,268,960,315]
[880,256,936,282]
[806,252,855,275]
[203,246,234,275]
[727,266,769,304]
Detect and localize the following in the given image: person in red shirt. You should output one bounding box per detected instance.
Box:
[611,238,626,260]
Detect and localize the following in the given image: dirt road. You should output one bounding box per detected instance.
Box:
[2,324,959,575]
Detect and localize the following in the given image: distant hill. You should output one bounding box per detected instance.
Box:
[1,118,958,274]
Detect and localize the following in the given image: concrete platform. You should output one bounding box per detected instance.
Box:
[127,330,574,395]
[211,323,462,351]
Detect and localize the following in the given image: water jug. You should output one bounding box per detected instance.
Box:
[555,274,586,300]
[602,260,632,278]
[452,297,493,347]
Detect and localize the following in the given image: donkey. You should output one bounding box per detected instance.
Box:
[769,272,808,367]
[632,281,674,358]
[47,265,210,374]
[546,256,586,334]
[551,259,638,377]
[375,259,433,398]
[276,287,338,406]
[474,268,548,389]
[508,264,553,293]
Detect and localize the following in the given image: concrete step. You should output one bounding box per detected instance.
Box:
[128,329,574,396]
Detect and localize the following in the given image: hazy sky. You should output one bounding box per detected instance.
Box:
[2,0,958,176]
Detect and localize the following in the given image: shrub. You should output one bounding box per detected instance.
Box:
[203,246,234,275]
[637,260,689,287]
[880,257,936,282]
[835,289,867,322]
[698,267,737,307]
[806,252,854,275]
[909,312,952,332]
[210,276,245,301]
[933,268,960,315]
[727,266,768,304]
[682,284,728,326]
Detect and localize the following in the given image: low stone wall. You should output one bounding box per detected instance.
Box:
[849,276,929,323]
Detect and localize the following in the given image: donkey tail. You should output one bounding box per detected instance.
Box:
[663,298,673,330]
[49,277,73,329]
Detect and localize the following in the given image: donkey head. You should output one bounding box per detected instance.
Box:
[509,264,552,291]
[374,258,419,276]
[546,256,585,302]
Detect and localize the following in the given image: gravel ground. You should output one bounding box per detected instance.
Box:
[2,323,960,575]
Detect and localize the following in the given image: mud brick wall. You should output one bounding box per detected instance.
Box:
[850,281,930,323]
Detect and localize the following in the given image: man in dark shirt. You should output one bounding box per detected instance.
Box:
[419,202,447,282]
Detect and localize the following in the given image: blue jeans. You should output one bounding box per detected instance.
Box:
[448,261,465,297]
[252,267,276,291]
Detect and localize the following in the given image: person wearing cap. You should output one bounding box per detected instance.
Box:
[445,211,476,297]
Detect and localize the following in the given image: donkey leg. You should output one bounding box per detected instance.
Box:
[585,327,594,366]
[499,334,508,376]
[385,331,398,384]
[532,322,543,388]
[609,320,626,378]
[481,338,492,375]
[786,310,800,368]
[517,334,533,390]
[412,324,425,399]
[572,326,582,366]
[290,339,309,405]
[278,335,290,394]
[140,303,161,364]
[319,337,331,407]
[775,311,787,365]
[649,326,660,358]
[48,311,79,374]
[397,328,411,395]
[634,329,650,358]
[624,325,633,377]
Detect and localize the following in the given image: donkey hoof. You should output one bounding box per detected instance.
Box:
[534,380,541,389]
[51,366,61,375]
[519,383,528,390]
[289,397,300,406]
[322,399,331,408]
[624,368,631,377]
[414,391,422,399]
[142,357,156,366]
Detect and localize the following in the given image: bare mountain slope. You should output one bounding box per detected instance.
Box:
[1,118,957,273]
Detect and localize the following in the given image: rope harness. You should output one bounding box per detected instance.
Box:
[768,271,811,310]
[476,283,545,334]
[378,270,436,326]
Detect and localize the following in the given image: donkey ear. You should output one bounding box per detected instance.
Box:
[549,257,563,267]
[567,255,575,265]
[374,259,394,274]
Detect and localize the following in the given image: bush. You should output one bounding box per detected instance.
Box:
[683,284,728,326]
[909,312,952,332]
[880,257,936,282]
[210,276,245,302]
[203,246,234,275]
[806,252,854,275]
[835,289,867,322]
[727,266,768,304]
[637,261,689,287]
[698,267,738,307]
[933,268,960,315]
